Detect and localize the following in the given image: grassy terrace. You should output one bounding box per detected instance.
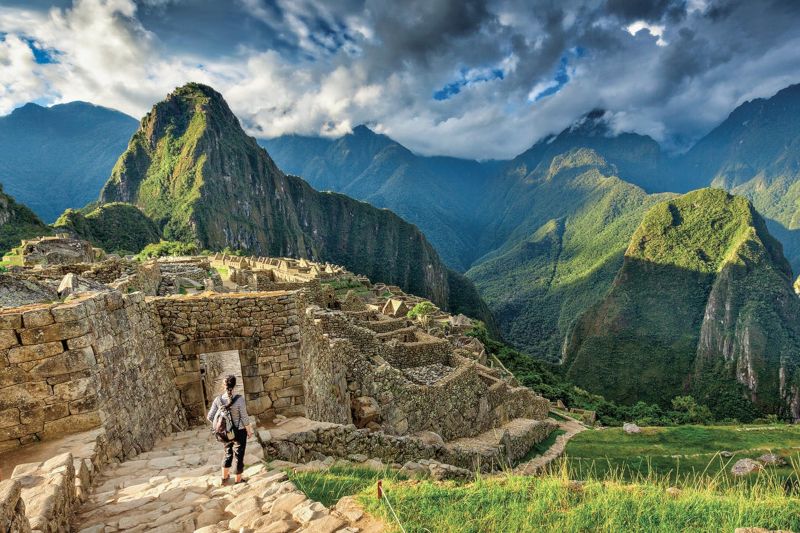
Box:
[288,425,800,532]
[290,465,800,532]
[565,424,800,485]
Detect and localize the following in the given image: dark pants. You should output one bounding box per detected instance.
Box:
[222,428,247,474]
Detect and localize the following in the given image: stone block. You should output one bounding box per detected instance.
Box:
[0,382,50,410]
[20,320,91,345]
[8,341,64,364]
[30,347,96,377]
[247,395,273,415]
[51,302,88,323]
[44,403,69,422]
[42,411,101,437]
[0,329,18,350]
[53,377,96,401]
[243,376,264,393]
[66,334,94,350]
[276,385,304,398]
[69,395,98,415]
[0,407,20,429]
[0,312,22,330]
[265,376,284,390]
[22,308,54,328]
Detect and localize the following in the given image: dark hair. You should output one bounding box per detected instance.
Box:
[223,375,236,395]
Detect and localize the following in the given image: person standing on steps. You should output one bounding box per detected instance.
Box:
[207,375,254,485]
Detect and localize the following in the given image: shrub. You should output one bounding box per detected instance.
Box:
[137,240,199,260]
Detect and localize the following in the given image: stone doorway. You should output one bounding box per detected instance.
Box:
[200,350,248,412]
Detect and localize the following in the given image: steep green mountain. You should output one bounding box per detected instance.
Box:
[99,83,490,320]
[261,127,501,270]
[466,148,668,361]
[563,189,800,418]
[0,101,138,222]
[675,83,800,269]
[0,184,52,254]
[54,202,161,255]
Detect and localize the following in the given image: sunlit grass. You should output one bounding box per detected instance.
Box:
[360,461,800,533]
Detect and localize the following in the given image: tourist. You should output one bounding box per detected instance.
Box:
[207,375,254,485]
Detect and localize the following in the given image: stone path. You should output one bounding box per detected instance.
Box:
[512,416,587,475]
[74,428,370,532]
[203,350,246,407]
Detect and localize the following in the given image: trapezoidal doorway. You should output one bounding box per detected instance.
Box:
[200,350,247,411]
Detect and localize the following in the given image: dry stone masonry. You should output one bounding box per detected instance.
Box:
[0,240,555,531]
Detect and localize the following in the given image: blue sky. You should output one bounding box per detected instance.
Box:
[1,0,799,158]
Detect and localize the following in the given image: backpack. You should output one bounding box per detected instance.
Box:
[212,394,239,443]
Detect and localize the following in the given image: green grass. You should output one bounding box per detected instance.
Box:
[214,266,229,279]
[360,470,800,533]
[520,429,566,463]
[287,425,800,532]
[288,465,407,507]
[565,424,800,485]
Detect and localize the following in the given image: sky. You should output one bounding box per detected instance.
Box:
[1,0,799,159]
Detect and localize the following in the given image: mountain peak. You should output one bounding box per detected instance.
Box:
[351,124,375,136]
[564,108,611,137]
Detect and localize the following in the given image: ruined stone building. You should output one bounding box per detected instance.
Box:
[0,238,555,531]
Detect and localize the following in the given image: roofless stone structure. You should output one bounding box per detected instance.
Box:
[0,240,555,531]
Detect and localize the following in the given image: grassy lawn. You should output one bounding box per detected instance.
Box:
[321,278,372,298]
[565,424,800,485]
[286,425,800,531]
[213,265,229,279]
[288,465,407,507]
[360,473,800,532]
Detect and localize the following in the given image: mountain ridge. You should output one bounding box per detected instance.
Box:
[97,83,493,323]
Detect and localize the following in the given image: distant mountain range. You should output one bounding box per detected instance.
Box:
[0,101,138,223]
[3,82,800,416]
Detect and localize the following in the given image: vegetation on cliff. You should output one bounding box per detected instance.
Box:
[0,184,52,254]
[54,202,160,255]
[563,189,800,418]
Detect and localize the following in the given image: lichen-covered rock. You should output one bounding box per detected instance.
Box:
[0,274,57,307]
[623,423,641,434]
[731,458,763,476]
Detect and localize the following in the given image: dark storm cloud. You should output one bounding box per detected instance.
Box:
[604,0,686,22]
[2,0,800,158]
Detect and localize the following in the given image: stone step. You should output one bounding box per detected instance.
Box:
[73,427,362,533]
[443,418,557,470]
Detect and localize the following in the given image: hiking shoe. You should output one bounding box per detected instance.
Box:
[235,478,248,484]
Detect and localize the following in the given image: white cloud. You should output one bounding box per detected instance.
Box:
[0,0,798,159]
[625,20,667,46]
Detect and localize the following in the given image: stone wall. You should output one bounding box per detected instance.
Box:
[298,306,352,425]
[294,307,540,441]
[0,291,185,460]
[153,292,305,425]
[0,479,31,533]
[261,418,556,472]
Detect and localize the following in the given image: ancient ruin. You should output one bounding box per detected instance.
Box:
[0,239,555,532]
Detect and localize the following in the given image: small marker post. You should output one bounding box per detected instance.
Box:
[377,479,383,499]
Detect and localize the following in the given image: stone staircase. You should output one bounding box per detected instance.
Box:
[73,428,365,532]
[443,418,557,471]
[3,429,108,532]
